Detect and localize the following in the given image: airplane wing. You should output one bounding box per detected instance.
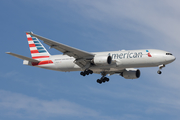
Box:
[27,32,94,60]
[6,52,39,62]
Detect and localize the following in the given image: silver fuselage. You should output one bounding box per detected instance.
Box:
[27,49,175,73]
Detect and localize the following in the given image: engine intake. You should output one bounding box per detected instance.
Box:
[92,56,112,65]
[122,69,140,79]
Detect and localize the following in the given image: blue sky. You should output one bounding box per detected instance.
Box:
[1,0,180,120]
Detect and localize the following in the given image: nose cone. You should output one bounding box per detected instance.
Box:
[167,55,176,63]
[172,55,176,62]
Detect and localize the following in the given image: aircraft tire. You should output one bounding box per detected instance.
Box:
[89,70,93,74]
[157,70,162,74]
[97,79,102,84]
[106,78,109,82]
[80,72,84,76]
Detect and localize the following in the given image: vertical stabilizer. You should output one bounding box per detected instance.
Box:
[26,32,51,61]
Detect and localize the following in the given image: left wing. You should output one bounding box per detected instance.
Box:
[27,32,94,59]
[27,32,94,68]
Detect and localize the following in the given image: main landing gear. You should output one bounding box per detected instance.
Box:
[80,69,93,76]
[97,77,109,84]
[97,72,109,84]
[157,64,165,74]
[80,70,110,84]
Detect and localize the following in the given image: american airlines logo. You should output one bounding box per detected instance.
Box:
[146,50,152,57]
[108,52,143,59]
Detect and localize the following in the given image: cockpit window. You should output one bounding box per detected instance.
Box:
[166,53,173,55]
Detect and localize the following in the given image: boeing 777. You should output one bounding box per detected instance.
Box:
[6,32,176,84]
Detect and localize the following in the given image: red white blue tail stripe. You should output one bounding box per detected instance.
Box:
[26,33,51,60]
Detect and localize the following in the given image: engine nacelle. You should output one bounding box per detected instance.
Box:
[122,69,140,79]
[92,56,112,65]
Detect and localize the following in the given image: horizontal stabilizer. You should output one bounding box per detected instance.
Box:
[6,52,39,62]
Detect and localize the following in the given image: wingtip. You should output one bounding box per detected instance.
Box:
[6,52,11,54]
[26,31,33,34]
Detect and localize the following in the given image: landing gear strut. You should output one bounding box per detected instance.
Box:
[80,69,93,76]
[157,64,165,74]
[97,72,109,84]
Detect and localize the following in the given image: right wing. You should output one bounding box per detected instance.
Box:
[6,52,39,62]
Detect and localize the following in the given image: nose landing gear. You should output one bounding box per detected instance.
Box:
[157,64,165,74]
[157,70,162,74]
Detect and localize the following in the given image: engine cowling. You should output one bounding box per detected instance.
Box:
[92,56,112,65]
[122,69,140,79]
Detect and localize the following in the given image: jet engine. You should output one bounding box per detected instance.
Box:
[92,56,112,65]
[121,69,140,79]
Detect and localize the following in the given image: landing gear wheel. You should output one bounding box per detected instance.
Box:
[89,70,93,74]
[97,79,102,84]
[106,78,109,82]
[96,76,110,84]
[85,71,89,75]
[80,70,93,76]
[157,70,162,74]
[80,72,84,75]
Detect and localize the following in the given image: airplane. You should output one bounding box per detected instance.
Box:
[6,32,176,84]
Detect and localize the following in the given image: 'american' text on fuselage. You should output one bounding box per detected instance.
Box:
[109,52,143,59]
